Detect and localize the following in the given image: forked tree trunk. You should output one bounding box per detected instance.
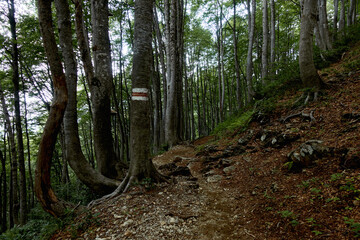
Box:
[299,0,323,93]
[57,0,119,195]
[36,0,79,217]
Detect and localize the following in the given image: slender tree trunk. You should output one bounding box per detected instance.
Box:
[299,0,323,92]
[318,0,332,50]
[233,0,242,109]
[36,0,80,217]
[246,0,256,104]
[339,0,346,34]
[8,0,27,225]
[334,0,339,41]
[0,84,19,226]
[262,0,268,83]
[0,150,6,232]
[270,0,275,76]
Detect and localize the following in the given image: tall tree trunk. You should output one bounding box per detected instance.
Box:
[8,0,27,225]
[0,84,18,226]
[89,0,165,205]
[334,0,339,41]
[318,0,332,50]
[233,0,242,109]
[270,0,275,76]
[54,0,120,194]
[165,0,183,147]
[0,150,6,232]
[35,0,79,217]
[339,0,346,34]
[90,0,121,179]
[262,0,268,83]
[299,0,323,94]
[246,0,256,104]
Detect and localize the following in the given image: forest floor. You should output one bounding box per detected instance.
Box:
[52,42,360,239]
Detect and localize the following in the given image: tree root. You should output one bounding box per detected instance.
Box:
[88,168,169,208]
[292,91,319,107]
[281,109,316,123]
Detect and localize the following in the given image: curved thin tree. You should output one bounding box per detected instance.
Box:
[35,0,79,217]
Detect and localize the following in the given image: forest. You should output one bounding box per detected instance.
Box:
[0,0,359,239]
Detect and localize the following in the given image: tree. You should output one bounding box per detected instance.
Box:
[270,0,275,75]
[299,0,323,101]
[90,0,122,179]
[339,0,346,34]
[56,0,119,195]
[164,0,184,147]
[89,0,165,205]
[7,0,27,225]
[246,0,255,103]
[35,0,79,217]
[262,0,269,83]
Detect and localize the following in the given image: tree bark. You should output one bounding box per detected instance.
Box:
[270,0,275,76]
[299,0,323,92]
[262,0,268,83]
[334,0,339,41]
[90,0,121,179]
[0,83,19,226]
[233,0,242,109]
[246,0,256,104]
[56,0,120,195]
[8,0,27,225]
[317,0,332,50]
[339,0,346,34]
[36,0,79,217]
[0,150,6,232]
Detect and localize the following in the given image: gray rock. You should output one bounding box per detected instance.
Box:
[207,175,223,183]
[223,166,236,174]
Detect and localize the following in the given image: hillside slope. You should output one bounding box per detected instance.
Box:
[53,42,360,239]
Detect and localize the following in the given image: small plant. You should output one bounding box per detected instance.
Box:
[344,217,360,237]
[325,197,340,203]
[278,210,299,226]
[331,173,344,181]
[312,230,323,236]
[310,187,322,194]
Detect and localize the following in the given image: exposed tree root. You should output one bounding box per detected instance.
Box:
[281,109,316,123]
[88,166,168,208]
[293,91,319,107]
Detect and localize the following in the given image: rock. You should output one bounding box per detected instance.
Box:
[196,145,219,156]
[224,145,246,156]
[286,140,331,172]
[340,150,360,169]
[121,219,134,227]
[158,162,177,172]
[223,166,236,174]
[238,130,254,145]
[169,166,192,177]
[218,158,234,167]
[169,217,178,224]
[207,175,223,183]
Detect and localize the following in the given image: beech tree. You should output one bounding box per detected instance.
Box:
[56,0,119,195]
[246,0,255,103]
[89,0,165,205]
[299,0,323,101]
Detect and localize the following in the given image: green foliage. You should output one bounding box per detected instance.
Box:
[331,173,344,182]
[344,217,360,237]
[0,206,60,240]
[278,210,299,226]
[212,110,254,135]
